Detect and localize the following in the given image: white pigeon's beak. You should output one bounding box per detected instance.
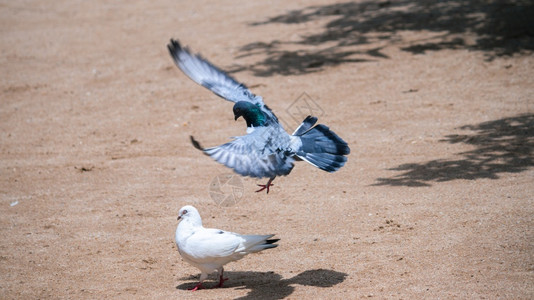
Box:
[177,215,182,221]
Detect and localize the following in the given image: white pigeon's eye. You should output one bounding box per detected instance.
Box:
[182,209,188,215]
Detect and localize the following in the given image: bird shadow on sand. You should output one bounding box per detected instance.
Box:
[176,268,347,299]
[373,114,534,187]
[226,0,534,76]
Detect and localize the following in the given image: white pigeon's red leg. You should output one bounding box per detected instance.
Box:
[255,177,275,194]
[189,282,203,291]
[189,273,207,291]
[217,267,229,288]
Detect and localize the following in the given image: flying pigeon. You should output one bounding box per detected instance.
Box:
[175,205,279,291]
[168,39,350,193]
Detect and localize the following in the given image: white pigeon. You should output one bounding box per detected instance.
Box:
[175,205,279,291]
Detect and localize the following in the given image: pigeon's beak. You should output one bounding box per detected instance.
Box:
[234,110,243,121]
[177,215,181,221]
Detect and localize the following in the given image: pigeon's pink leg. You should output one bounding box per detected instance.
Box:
[255,177,275,194]
[217,267,229,288]
[189,282,203,291]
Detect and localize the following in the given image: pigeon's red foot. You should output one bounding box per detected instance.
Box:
[255,183,273,193]
[189,282,203,291]
[255,177,275,194]
[217,275,229,288]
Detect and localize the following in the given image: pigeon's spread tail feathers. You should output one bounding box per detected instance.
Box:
[241,234,279,253]
[293,116,350,172]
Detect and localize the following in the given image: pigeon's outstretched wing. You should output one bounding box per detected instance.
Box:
[191,128,295,179]
[168,39,263,106]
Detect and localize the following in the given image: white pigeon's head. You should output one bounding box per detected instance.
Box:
[177,205,202,226]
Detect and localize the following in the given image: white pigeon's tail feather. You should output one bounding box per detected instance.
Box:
[293,116,350,172]
[240,234,279,253]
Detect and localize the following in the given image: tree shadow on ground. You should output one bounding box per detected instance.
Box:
[373,114,534,187]
[176,268,347,299]
[229,0,534,76]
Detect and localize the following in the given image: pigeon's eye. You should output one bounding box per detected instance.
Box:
[182,209,188,215]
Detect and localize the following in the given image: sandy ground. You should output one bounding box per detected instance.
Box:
[1,0,533,299]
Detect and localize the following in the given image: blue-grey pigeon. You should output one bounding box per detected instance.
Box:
[168,39,350,193]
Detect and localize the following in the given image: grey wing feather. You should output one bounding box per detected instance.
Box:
[168,39,263,105]
[198,128,295,178]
